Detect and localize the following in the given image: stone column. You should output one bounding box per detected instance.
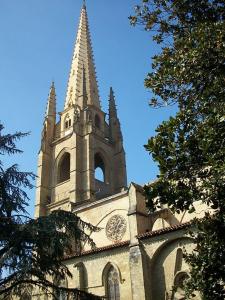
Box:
[128,184,151,300]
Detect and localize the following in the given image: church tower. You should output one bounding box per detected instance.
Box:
[35,3,127,217]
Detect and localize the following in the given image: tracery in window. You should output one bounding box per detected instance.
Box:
[107,266,120,300]
[65,115,72,129]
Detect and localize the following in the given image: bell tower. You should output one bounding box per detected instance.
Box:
[35,3,127,217]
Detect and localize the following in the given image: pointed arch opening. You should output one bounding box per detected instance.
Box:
[75,262,88,291]
[64,115,72,129]
[57,152,70,184]
[94,153,105,183]
[94,150,111,199]
[103,264,121,300]
[172,271,189,300]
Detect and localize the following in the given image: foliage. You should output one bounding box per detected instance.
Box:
[0,123,100,299]
[130,0,225,299]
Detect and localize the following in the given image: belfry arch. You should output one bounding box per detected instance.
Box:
[57,152,70,184]
[94,152,105,182]
[94,151,112,199]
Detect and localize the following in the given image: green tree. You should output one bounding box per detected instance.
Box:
[0,123,100,299]
[130,0,225,299]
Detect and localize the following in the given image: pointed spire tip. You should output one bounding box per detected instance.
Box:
[64,0,101,109]
[109,87,115,99]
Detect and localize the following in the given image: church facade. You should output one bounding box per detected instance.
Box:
[34,4,205,300]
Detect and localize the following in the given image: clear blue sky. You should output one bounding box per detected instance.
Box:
[0,0,175,216]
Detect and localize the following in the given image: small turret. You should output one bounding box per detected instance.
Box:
[45,81,56,121]
[35,82,56,218]
[41,82,56,152]
[108,87,127,191]
[109,87,123,143]
[109,87,117,118]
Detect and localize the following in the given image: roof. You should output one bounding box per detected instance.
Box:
[137,221,192,239]
[64,222,192,261]
[130,182,145,194]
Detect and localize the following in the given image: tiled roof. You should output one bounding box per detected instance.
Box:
[65,240,130,261]
[64,222,192,261]
[137,221,192,239]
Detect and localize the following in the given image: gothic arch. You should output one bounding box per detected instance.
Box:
[102,262,123,286]
[151,236,193,265]
[151,237,193,300]
[57,153,70,183]
[74,262,88,291]
[151,217,170,231]
[94,148,110,184]
[171,271,190,300]
[102,262,122,300]
[94,152,105,182]
[174,270,189,287]
[95,209,127,228]
[64,113,72,129]
[55,149,71,185]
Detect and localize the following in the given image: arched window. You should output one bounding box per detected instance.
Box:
[75,263,87,291]
[57,153,70,183]
[172,271,189,300]
[65,115,72,129]
[95,114,101,129]
[106,266,120,300]
[94,153,105,182]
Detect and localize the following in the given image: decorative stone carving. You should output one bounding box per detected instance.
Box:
[74,106,80,123]
[106,215,127,242]
[86,109,92,123]
[41,125,47,152]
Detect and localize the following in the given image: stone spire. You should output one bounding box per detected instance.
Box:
[109,87,118,118]
[109,87,123,142]
[39,82,56,154]
[45,81,56,119]
[64,4,100,110]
